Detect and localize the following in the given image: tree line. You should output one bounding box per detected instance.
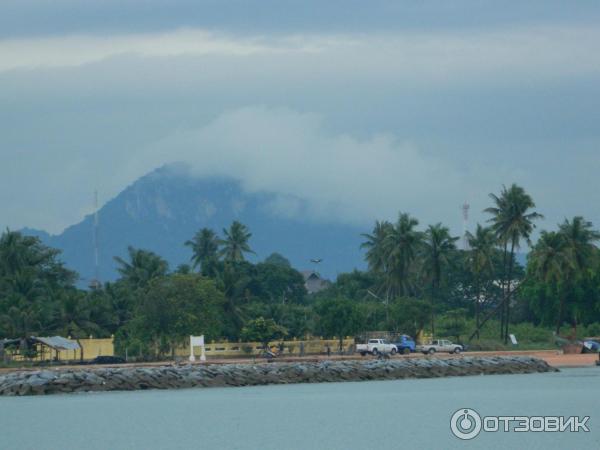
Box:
[1,184,600,360]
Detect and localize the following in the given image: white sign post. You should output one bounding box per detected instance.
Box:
[189,335,206,362]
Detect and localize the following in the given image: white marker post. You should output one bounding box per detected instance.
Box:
[189,335,206,362]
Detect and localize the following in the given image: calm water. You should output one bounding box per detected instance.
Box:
[1,367,599,450]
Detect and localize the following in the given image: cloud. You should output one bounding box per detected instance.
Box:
[0,29,298,73]
[1,23,600,236]
[142,106,491,229]
[1,25,599,81]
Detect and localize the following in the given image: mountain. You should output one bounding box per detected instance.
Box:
[25,166,367,285]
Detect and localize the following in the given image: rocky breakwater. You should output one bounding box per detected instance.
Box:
[0,356,558,396]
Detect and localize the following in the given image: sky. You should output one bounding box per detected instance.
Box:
[1,1,600,240]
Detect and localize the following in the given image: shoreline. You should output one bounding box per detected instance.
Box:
[0,356,558,396]
[1,349,596,375]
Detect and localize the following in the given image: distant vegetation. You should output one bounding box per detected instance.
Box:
[2,184,600,359]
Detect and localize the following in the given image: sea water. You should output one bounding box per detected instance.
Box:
[1,367,598,449]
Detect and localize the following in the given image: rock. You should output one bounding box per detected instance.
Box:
[0,356,558,396]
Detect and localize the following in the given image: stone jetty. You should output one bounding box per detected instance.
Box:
[0,356,557,396]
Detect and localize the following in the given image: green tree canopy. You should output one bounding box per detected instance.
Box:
[485,184,542,342]
[263,252,291,268]
[315,297,361,352]
[114,246,169,289]
[240,316,287,349]
[219,221,255,263]
[122,274,225,358]
[185,228,220,276]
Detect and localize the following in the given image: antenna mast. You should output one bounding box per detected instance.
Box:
[91,190,100,289]
[462,202,470,250]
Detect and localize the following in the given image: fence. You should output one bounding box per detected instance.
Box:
[177,337,356,359]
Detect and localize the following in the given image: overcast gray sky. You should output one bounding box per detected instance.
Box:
[1,1,599,238]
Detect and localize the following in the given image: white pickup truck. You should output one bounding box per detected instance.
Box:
[356,339,398,356]
[417,339,463,355]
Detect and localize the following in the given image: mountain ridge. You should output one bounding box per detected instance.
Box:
[23,166,367,284]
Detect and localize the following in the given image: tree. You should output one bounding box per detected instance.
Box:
[216,261,258,337]
[114,247,169,289]
[240,316,287,350]
[185,228,220,276]
[555,217,599,333]
[54,291,103,361]
[421,223,458,337]
[316,298,361,353]
[0,230,77,340]
[255,262,307,305]
[528,231,571,333]
[264,253,291,268]
[383,213,423,299]
[438,308,469,342]
[387,297,431,338]
[361,220,393,274]
[123,274,225,358]
[466,224,496,338]
[559,216,600,273]
[219,221,255,263]
[485,184,542,342]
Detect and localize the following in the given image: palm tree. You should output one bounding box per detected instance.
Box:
[0,230,74,341]
[219,221,255,263]
[361,220,393,274]
[485,184,543,342]
[559,216,600,271]
[555,217,600,333]
[422,223,459,337]
[466,224,496,338]
[55,292,102,361]
[383,213,423,298]
[114,247,169,288]
[185,228,220,276]
[529,231,572,334]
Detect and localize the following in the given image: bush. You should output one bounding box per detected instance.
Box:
[581,323,600,338]
[241,345,254,355]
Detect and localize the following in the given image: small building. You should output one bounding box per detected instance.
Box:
[0,336,81,362]
[301,271,331,294]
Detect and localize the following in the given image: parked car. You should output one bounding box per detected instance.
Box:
[356,339,398,356]
[417,339,463,355]
[88,356,126,365]
[392,335,416,354]
[582,340,600,353]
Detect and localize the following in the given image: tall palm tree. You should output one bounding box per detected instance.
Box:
[219,221,255,263]
[529,231,572,334]
[555,216,600,333]
[383,213,423,298]
[361,220,393,274]
[559,216,600,272]
[114,247,169,288]
[466,224,496,339]
[422,223,459,337]
[185,228,220,276]
[485,184,543,342]
[531,231,570,284]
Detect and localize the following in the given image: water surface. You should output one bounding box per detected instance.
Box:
[2,367,599,449]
